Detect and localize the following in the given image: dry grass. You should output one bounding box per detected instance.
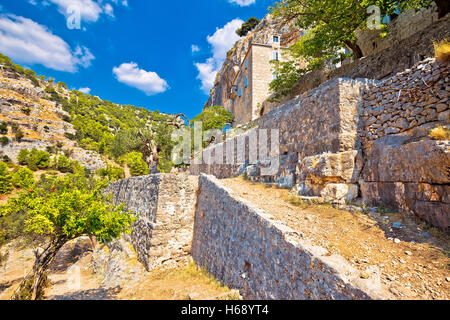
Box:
[118,260,236,300]
[429,126,450,140]
[434,39,450,62]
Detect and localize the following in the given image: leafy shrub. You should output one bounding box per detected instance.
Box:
[21,107,31,116]
[17,148,50,171]
[0,162,13,195]
[0,136,9,146]
[97,165,125,181]
[15,130,24,140]
[235,17,260,37]
[0,122,8,134]
[119,152,149,176]
[11,167,35,189]
[54,155,75,173]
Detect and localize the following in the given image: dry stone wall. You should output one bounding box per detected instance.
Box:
[191,58,449,231]
[106,174,199,271]
[191,175,391,300]
[191,78,376,202]
[359,58,449,230]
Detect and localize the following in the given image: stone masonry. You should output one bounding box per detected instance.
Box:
[191,175,391,300]
[191,58,449,231]
[106,174,199,271]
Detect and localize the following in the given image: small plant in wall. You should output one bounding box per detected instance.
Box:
[434,39,450,63]
[429,126,450,140]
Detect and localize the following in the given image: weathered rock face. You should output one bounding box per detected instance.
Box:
[207,15,299,109]
[192,175,391,300]
[106,174,199,271]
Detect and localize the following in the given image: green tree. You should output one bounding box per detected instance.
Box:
[269,0,437,99]
[191,105,234,132]
[1,175,135,300]
[128,153,150,176]
[236,17,260,37]
[23,149,50,171]
[55,155,74,173]
[0,162,13,195]
[11,168,35,189]
[17,149,30,165]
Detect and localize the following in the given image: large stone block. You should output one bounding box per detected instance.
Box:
[362,140,450,184]
[360,181,449,230]
[297,150,363,184]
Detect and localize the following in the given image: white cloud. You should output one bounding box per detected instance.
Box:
[191,45,200,53]
[195,18,242,93]
[113,62,169,96]
[78,87,91,94]
[228,0,256,6]
[30,0,128,23]
[0,14,95,72]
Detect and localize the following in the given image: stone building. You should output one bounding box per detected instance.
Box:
[206,15,301,126]
[224,33,296,125]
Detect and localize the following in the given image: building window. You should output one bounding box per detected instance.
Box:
[273,51,279,61]
[273,36,279,43]
[238,88,242,97]
[245,78,248,88]
[272,72,277,80]
[245,59,248,69]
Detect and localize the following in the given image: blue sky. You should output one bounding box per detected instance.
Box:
[0,0,275,118]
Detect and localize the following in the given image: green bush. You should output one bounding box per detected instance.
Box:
[120,152,149,176]
[1,136,9,146]
[11,167,35,189]
[55,155,75,173]
[15,130,25,140]
[97,165,125,181]
[17,148,50,171]
[0,162,13,195]
[0,122,8,134]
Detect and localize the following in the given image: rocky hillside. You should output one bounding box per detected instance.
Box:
[0,68,105,171]
[206,14,300,108]
[0,53,179,172]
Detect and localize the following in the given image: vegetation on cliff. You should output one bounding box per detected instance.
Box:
[235,17,261,37]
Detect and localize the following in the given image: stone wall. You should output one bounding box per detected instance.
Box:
[106,174,199,271]
[191,78,376,200]
[191,57,449,231]
[191,175,390,300]
[356,4,439,57]
[358,58,449,230]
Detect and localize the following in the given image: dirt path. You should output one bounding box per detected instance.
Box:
[1,239,237,300]
[221,177,450,300]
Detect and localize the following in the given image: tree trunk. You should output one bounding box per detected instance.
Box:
[344,40,363,59]
[12,239,66,300]
[435,0,450,18]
